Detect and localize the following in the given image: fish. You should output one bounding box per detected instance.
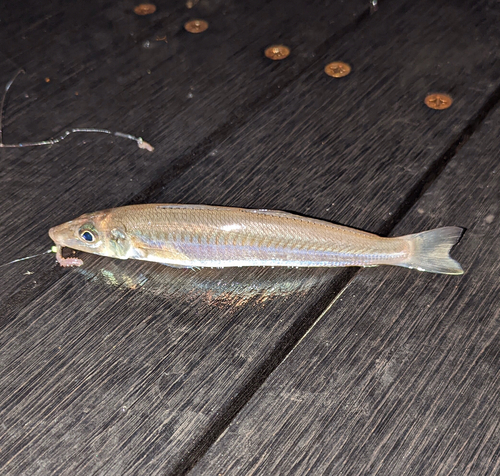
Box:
[48,204,464,274]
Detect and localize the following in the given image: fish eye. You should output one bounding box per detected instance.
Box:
[79,228,97,242]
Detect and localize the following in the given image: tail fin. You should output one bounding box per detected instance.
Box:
[399,226,464,275]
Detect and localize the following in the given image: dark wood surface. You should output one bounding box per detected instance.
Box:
[191,70,500,476]
[1,1,499,475]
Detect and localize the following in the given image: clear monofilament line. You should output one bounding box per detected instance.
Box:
[0,70,154,151]
[0,128,154,151]
[0,69,25,146]
[0,249,54,268]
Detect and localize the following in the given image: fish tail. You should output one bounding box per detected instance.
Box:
[398,226,464,275]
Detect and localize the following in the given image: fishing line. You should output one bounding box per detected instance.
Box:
[0,69,154,151]
[0,248,55,268]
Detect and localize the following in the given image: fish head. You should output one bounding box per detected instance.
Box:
[49,210,132,260]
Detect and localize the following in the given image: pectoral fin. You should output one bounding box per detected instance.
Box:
[129,236,191,265]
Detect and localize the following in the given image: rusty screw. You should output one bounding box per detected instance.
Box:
[324,62,351,78]
[264,45,291,61]
[424,93,453,110]
[184,19,209,33]
[134,3,156,15]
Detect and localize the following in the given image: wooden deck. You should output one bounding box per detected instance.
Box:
[1,0,499,474]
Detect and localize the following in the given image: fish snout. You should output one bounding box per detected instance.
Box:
[48,224,71,245]
[48,226,58,243]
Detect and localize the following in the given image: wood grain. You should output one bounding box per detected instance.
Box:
[1,0,500,474]
[0,0,368,299]
[190,80,500,476]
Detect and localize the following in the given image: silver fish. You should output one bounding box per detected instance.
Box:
[48,204,464,274]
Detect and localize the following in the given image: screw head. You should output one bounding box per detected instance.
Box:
[424,93,453,110]
[184,19,209,33]
[134,3,156,15]
[324,61,351,78]
[264,45,291,60]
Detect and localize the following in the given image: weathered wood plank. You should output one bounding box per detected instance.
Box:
[0,0,368,299]
[190,87,500,476]
[1,0,500,474]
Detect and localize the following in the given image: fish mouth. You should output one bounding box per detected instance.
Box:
[48,223,75,247]
[48,224,67,245]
